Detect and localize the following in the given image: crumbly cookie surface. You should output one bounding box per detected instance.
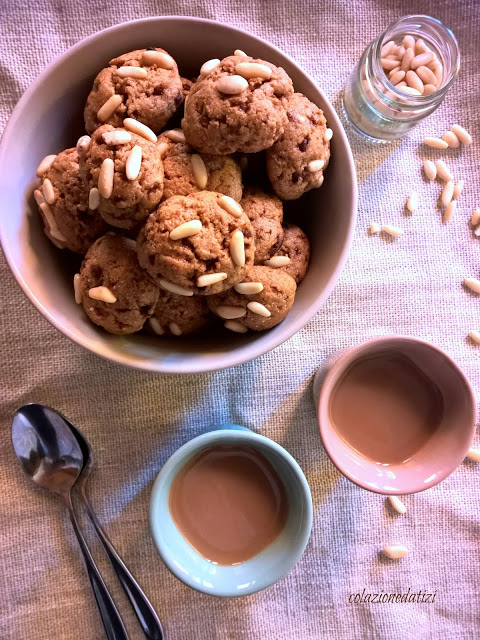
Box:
[147,290,212,336]
[269,223,310,284]
[84,48,183,135]
[266,93,330,200]
[240,187,284,263]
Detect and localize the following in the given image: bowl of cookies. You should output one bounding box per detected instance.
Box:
[0,17,356,373]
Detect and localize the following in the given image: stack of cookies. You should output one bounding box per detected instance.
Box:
[34,47,331,337]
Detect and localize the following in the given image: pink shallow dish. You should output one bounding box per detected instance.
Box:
[0,16,357,373]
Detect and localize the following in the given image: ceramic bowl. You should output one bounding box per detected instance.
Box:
[0,16,357,373]
[316,336,476,494]
[150,424,313,596]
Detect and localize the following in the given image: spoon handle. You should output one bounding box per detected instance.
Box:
[80,494,165,640]
[65,498,130,640]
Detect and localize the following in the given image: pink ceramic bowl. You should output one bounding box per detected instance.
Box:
[316,337,476,494]
[0,17,356,373]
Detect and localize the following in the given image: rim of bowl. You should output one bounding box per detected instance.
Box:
[317,335,477,494]
[0,16,357,374]
[149,429,313,596]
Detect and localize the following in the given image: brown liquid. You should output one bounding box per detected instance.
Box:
[169,445,288,565]
[330,354,444,464]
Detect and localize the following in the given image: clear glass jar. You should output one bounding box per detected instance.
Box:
[343,15,460,141]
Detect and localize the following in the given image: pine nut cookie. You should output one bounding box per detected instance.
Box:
[78,235,159,334]
[84,48,184,135]
[37,148,108,253]
[137,191,255,295]
[266,93,330,200]
[80,124,164,230]
[182,55,294,154]
[265,223,310,284]
[240,187,284,264]
[146,290,212,337]
[157,134,243,201]
[207,265,296,331]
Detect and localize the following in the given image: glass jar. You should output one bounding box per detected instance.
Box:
[343,15,460,141]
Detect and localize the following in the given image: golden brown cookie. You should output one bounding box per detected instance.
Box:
[182,55,293,154]
[137,191,255,295]
[266,93,330,200]
[240,187,284,263]
[207,265,296,331]
[84,48,184,135]
[81,124,164,230]
[265,223,310,284]
[146,290,212,337]
[78,235,159,334]
[158,134,242,201]
[38,148,108,253]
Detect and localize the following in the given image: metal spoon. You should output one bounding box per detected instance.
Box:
[65,411,165,640]
[12,404,129,640]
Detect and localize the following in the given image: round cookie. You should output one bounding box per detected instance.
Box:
[182,55,294,154]
[78,235,159,334]
[266,224,310,284]
[38,148,108,253]
[207,265,296,331]
[84,48,184,135]
[157,134,243,201]
[81,124,164,230]
[240,187,284,264]
[137,191,255,295]
[146,291,212,337]
[266,93,330,200]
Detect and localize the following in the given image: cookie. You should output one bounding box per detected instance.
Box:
[38,148,108,253]
[182,54,293,154]
[158,134,243,201]
[137,191,255,295]
[146,290,212,337]
[78,235,159,334]
[181,77,194,97]
[266,93,330,200]
[81,124,164,230]
[265,223,310,284]
[207,265,296,331]
[240,187,284,263]
[84,48,184,135]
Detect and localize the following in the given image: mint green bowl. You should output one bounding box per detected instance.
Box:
[149,425,313,597]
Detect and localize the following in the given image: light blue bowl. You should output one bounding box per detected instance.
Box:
[149,425,313,597]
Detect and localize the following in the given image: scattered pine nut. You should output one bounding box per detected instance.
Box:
[441,181,454,207]
[33,189,45,207]
[471,209,480,226]
[443,200,456,222]
[126,145,143,180]
[264,255,291,267]
[88,286,116,303]
[325,128,333,141]
[142,50,175,69]
[423,160,436,181]
[50,228,67,243]
[233,49,247,57]
[468,331,480,345]
[218,195,243,217]
[382,545,409,560]
[389,70,405,85]
[115,66,148,79]
[164,128,186,143]
[191,154,208,189]
[215,305,247,319]
[247,301,271,317]
[400,48,415,73]
[230,230,246,267]
[234,282,264,295]
[42,178,56,205]
[398,86,422,96]
[157,141,169,158]
[464,278,480,294]
[73,273,82,304]
[414,38,430,54]
[224,319,248,333]
[405,70,424,94]
[200,58,221,77]
[36,154,57,178]
[415,65,437,85]
[382,224,403,238]
[235,62,272,80]
[423,137,448,150]
[369,222,381,234]
[215,75,249,95]
[402,35,415,49]
[381,40,395,57]
[442,130,459,148]
[149,318,165,335]
[98,158,115,198]
[39,202,57,233]
[423,84,437,95]
[435,160,452,183]
[97,94,123,122]
[102,130,132,145]
[387,495,407,515]
[158,278,193,297]
[89,187,100,210]
[451,124,472,145]
[169,219,202,240]
[466,448,480,462]
[197,272,227,287]
[381,58,400,71]
[169,322,182,336]
[453,180,464,200]
[411,52,434,70]
[406,192,418,213]
[307,159,325,172]
[123,118,157,143]
[76,135,91,155]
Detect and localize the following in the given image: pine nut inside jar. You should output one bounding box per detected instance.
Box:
[343,15,459,141]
